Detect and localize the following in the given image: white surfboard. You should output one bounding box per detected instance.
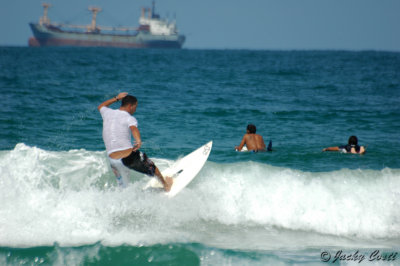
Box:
[236,146,248,152]
[144,141,212,198]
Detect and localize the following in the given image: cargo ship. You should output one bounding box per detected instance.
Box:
[28,2,185,48]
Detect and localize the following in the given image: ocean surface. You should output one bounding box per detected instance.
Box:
[0,47,399,265]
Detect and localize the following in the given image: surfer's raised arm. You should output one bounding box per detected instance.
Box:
[97,92,128,111]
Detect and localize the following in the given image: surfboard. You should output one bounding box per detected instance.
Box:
[236,146,248,152]
[144,141,212,198]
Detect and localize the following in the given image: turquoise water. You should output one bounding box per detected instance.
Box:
[0,47,399,265]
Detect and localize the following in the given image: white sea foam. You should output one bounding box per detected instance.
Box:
[1,144,399,249]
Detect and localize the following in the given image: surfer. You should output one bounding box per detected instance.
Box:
[98,92,173,191]
[235,124,270,152]
[323,135,366,154]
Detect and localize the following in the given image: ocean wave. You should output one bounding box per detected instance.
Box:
[0,144,399,248]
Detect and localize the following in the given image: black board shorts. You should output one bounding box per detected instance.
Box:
[121,150,156,176]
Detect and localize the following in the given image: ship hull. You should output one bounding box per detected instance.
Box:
[29,23,185,49]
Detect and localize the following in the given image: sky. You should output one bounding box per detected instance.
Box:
[0,0,399,51]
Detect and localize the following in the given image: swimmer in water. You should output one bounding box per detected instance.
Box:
[235,124,271,152]
[323,135,366,154]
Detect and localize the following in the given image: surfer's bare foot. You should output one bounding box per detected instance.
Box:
[164,176,173,192]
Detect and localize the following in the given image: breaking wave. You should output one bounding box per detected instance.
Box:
[1,144,399,249]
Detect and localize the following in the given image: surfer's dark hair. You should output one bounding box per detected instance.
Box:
[348,136,358,145]
[121,95,137,106]
[247,124,256,134]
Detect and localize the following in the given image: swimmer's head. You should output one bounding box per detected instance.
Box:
[348,136,358,146]
[247,124,256,134]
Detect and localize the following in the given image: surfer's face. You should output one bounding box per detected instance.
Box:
[129,103,138,114]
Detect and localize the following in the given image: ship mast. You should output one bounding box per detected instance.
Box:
[88,7,101,32]
[39,3,51,25]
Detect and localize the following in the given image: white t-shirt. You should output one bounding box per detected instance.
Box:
[100,106,138,155]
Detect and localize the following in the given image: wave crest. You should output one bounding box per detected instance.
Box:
[1,144,399,248]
